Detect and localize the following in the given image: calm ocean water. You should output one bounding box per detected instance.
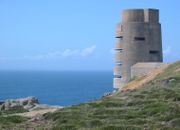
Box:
[0,71,113,106]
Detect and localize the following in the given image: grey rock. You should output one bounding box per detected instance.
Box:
[169,78,176,82]
[0,101,4,105]
[0,96,39,111]
[103,92,112,97]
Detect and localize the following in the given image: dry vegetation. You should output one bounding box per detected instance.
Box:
[0,61,180,130]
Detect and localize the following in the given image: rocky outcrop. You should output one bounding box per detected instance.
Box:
[0,97,39,111]
[0,101,5,105]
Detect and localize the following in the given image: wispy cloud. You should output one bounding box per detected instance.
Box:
[163,46,171,56]
[81,45,96,57]
[163,46,180,62]
[0,45,97,60]
[61,49,79,58]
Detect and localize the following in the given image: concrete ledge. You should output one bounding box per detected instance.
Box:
[131,62,167,78]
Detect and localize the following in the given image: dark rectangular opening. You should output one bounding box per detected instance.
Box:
[149,50,159,54]
[114,75,122,78]
[116,36,123,40]
[115,48,123,52]
[134,37,145,41]
[116,62,122,65]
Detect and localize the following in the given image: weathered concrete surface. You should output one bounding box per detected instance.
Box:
[131,62,167,78]
[121,63,169,92]
[114,9,163,89]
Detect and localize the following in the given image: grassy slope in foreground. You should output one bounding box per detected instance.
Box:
[45,61,180,130]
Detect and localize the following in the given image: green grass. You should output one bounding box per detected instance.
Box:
[0,115,28,129]
[1,108,29,115]
[44,61,180,130]
[0,116,27,124]
[1,61,179,130]
[0,108,29,129]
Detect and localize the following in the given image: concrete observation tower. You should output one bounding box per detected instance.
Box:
[114,9,163,89]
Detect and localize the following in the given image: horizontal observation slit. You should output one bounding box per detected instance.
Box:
[134,37,145,41]
[116,36,123,40]
[149,50,159,54]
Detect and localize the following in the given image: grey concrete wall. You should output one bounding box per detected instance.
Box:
[131,62,166,78]
[113,9,163,89]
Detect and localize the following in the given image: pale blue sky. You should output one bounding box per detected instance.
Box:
[0,0,179,70]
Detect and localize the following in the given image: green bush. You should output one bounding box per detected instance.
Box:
[2,108,29,115]
[0,116,27,124]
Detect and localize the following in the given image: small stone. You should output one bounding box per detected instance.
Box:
[169,78,176,82]
[103,92,112,97]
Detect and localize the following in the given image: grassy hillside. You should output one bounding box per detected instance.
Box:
[44,61,180,130]
[0,109,28,129]
[0,61,179,130]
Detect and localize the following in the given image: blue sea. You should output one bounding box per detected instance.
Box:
[0,71,113,106]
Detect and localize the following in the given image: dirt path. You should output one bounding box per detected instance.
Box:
[15,107,63,118]
[121,63,170,92]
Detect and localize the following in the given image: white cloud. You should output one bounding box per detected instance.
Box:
[41,45,96,59]
[81,45,96,57]
[61,49,79,58]
[0,45,97,61]
[163,46,171,56]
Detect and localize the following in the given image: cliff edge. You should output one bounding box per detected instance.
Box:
[0,61,180,130]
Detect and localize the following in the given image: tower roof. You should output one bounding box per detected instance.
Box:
[121,8,159,23]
